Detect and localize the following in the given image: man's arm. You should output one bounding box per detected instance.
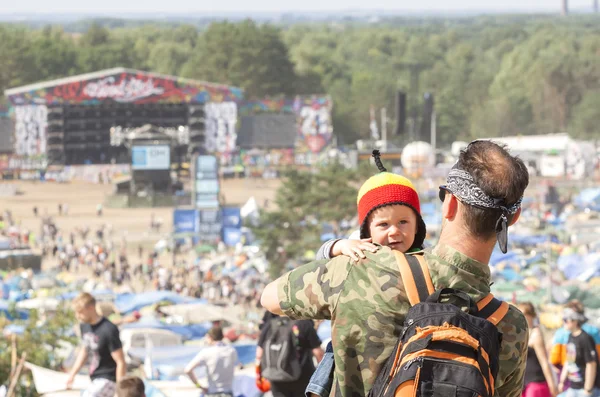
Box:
[558,361,569,392]
[261,256,352,320]
[107,325,125,382]
[261,282,283,315]
[110,348,127,382]
[312,347,325,363]
[582,334,598,394]
[184,351,207,392]
[584,361,597,394]
[66,347,88,389]
[494,308,530,397]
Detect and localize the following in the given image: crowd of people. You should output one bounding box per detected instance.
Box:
[4,139,600,397]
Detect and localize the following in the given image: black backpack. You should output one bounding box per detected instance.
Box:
[368,252,509,397]
[261,317,304,383]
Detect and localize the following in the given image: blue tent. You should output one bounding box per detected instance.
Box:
[59,289,116,301]
[128,342,257,376]
[489,250,523,268]
[115,292,206,314]
[121,317,212,340]
[0,300,29,320]
[509,234,559,246]
[558,253,600,281]
[574,188,600,209]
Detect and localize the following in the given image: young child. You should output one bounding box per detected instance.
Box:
[316,150,425,263]
[306,150,426,397]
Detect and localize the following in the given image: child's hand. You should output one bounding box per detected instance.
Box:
[331,238,379,261]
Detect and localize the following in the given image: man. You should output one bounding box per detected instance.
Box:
[559,307,600,396]
[256,314,324,397]
[184,326,238,396]
[551,300,600,372]
[116,376,145,397]
[66,292,126,397]
[261,140,530,397]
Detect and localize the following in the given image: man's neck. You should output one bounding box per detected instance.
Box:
[572,328,583,337]
[438,229,495,265]
[89,315,103,326]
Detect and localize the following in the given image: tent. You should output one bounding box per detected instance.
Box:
[115,291,206,314]
[120,328,183,364]
[26,362,260,397]
[0,300,29,320]
[160,303,244,325]
[121,317,211,341]
[128,342,258,380]
[558,253,600,281]
[16,297,60,311]
[59,289,116,302]
[574,188,600,209]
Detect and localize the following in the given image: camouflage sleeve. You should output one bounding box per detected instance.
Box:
[495,306,530,397]
[276,256,352,320]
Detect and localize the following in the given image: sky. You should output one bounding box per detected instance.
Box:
[0,0,596,14]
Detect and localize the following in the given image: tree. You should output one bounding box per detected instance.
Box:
[251,163,357,277]
[0,305,77,396]
[569,90,600,140]
[181,20,297,97]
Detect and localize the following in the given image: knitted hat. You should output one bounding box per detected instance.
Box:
[357,151,426,250]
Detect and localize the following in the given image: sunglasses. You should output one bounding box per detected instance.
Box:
[439,186,451,203]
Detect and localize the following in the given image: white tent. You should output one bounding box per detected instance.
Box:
[160,303,243,326]
[16,297,60,311]
[26,362,260,397]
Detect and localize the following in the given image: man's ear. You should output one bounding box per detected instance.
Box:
[509,207,521,226]
[442,193,458,221]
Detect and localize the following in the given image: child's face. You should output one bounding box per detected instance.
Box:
[367,204,418,253]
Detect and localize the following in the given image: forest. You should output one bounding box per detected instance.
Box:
[1,15,599,146]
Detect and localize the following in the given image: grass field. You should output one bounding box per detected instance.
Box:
[0,178,281,256]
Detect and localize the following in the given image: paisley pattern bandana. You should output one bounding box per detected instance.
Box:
[440,167,523,253]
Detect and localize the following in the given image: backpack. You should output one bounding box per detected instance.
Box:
[368,252,509,397]
[261,317,304,383]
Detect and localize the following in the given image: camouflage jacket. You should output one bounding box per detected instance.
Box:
[276,244,529,397]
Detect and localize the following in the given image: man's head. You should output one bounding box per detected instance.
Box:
[116,376,145,397]
[207,326,224,343]
[566,299,585,314]
[72,292,99,324]
[563,307,587,331]
[439,140,529,253]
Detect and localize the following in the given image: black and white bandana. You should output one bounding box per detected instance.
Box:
[441,168,523,253]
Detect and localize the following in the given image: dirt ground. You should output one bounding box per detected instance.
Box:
[0,178,281,251]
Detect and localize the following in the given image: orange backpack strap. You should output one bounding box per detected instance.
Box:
[477,293,510,326]
[393,251,435,306]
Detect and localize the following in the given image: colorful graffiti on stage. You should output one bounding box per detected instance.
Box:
[7,70,244,106]
[14,105,48,157]
[240,96,333,153]
[205,102,238,154]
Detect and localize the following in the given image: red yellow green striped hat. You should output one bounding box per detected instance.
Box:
[357,151,425,249]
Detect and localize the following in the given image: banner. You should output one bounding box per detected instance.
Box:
[195,155,220,209]
[222,206,242,247]
[222,207,242,229]
[223,227,243,247]
[132,145,170,170]
[173,209,198,235]
[197,209,222,242]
